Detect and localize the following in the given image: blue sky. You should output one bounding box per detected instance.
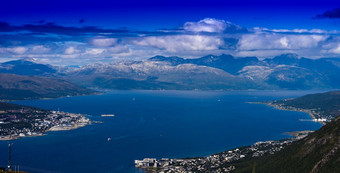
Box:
[1,0,340,65]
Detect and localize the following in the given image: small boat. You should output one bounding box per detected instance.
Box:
[101,114,115,117]
[107,137,111,141]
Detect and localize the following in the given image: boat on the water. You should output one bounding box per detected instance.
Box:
[101,114,115,117]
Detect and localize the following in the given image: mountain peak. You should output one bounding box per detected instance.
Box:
[148,55,185,65]
[0,58,56,76]
[264,53,300,66]
[2,59,37,66]
[274,53,300,59]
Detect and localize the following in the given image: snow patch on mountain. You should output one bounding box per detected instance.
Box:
[238,65,273,80]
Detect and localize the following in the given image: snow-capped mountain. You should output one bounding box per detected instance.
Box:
[63,60,256,90]
[3,53,340,90]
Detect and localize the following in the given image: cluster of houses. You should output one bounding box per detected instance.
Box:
[0,107,90,140]
[135,137,301,172]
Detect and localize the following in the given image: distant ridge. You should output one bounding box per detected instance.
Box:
[0,73,96,100]
[3,54,340,90]
[0,59,56,76]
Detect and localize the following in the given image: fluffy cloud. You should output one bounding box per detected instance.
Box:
[184,18,228,33]
[91,38,118,47]
[85,48,105,55]
[322,41,340,54]
[329,44,340,54]
[108,45,131,54]
[31,45,50,54]
[183,18,245,33]
[64,46,80,54]
[238,33,328,50]
[2,18,340,65]
[133,35,224,52]
[0,47,28,54]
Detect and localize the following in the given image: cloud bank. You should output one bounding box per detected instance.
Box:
[0,18,340,65]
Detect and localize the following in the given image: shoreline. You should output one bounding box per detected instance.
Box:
[249,101,326,126]
[0,123,90,141]
[47,122,88,132]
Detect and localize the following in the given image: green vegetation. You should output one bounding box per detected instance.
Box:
[273,91,340,119]
[227,91,340,173]
[228,115,340,173]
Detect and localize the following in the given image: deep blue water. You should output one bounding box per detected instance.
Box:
[1,90,323,173]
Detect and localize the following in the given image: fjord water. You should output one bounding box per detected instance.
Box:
[3,90,322,173]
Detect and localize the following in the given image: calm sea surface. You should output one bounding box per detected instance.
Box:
[2,90,324,173]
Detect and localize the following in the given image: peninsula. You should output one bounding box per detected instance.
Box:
[0,102,91,140]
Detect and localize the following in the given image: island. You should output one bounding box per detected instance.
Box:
[0,102,91,140]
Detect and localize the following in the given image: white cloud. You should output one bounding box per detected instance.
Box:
[327,43,340,54]
[2,18,340,65]
[238,33,328,50]
[254,27,340,35]
[85,48,105,55]
[133,35,224,52]
[184,18,228,33]
[91,38,118,47]
[0,47,28,54]
[31,45,50,54]
[183,18,244,33]
[64,46,80,54]
[108,45,131,54]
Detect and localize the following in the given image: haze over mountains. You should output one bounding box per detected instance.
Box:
[1,53,340,95]
[0,59,95,100]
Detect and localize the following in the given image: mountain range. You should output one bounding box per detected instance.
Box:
[1,53,340,94]
[63,54,340,90]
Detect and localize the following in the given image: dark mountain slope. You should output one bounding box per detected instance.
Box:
[0,59,56,76]
[149,54,259,74]
[0,73,95,100]
[229,91,340,173]
[232,115,340,173]
[274,91,340,119]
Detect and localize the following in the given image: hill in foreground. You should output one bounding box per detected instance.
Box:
[231,115,340,173]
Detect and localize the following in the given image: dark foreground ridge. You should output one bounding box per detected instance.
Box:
[231,115,340,173]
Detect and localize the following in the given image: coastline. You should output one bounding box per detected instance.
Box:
[0,122,90,141]
[0,91,101,141]
[47,122,88,132]
[0,109,92,141]
[250,101,326,125]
